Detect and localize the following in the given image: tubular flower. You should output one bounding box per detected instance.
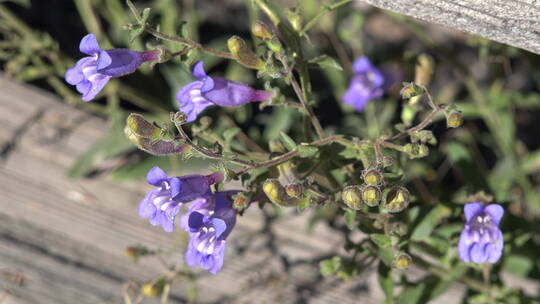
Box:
[458,203,504,264]
[176,61,273,122]
[179,191,239,274]
[65,33,159,101]
[138,166,223,232]
[342,56,385,111]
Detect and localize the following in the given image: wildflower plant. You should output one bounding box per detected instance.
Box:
[26,0,537,302]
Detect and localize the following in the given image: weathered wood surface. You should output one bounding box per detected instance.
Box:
[5,77,538,303]
[362,0,540,55]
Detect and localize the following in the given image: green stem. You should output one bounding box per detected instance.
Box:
[300,0,353,35]
[143,25,233,59]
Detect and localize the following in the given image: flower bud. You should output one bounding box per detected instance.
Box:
[361,185,381,207]
[342,186,363,210]
[393,253,412,269]
[125,126,188,156]
[384,186,410,213]
[124,247,139,259]
[381,156,394,168]
[252,21,273,40]
[227,36,265,70]
[363,169,383,186]
[141,279,166,297]
[232,192,249,211]
[400,82,424,100]
[285,183,303,198]
[127,113,161,139]
[404,143,429,159]
[446,110,463,128]
[277,161,299,187]
[263,179,297,207]
[415,54,434,87]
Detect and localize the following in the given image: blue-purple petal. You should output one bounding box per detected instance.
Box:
[169,177,182,198]
[192,61,207,80]
[97,50,112,70]
[464,202,483,222]
[485,204,504,225]
[79,33,101,55]
[146,166,168,186]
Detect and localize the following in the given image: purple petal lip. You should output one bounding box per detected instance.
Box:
[458,202,504,264]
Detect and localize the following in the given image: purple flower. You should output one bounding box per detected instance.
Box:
[65,33,159,102]
[458,203,504,264]
[180,191,239,274]
[138,166,223,232]
[176,61,273,122]
[342,56,385,111]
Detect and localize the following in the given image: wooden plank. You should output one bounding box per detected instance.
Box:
[362,0,540,55]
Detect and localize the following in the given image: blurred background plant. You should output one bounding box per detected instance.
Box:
[1,0,540,303]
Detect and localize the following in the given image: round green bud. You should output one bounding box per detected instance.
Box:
[342,185,363,210]
[393,253,412,269]
[361,185,381,207]
[263,179,297,207]
[227,36,265,70]
[252,21,273,40]
[141,280,165,297]
[363,169,383,185]
[285,183,303,198]
[446,110,463,128]
[384,186,410,213]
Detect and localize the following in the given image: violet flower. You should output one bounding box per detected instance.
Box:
[65,33,159,102]
[342,56,385,111]
[179,191,239,274]
[176,61,273,122]
[458,202,504,264]
[138,166,223,232]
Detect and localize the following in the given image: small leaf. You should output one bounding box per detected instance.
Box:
[140,7,151,24]
[223,127,240,145]
[308,55,343,71]
[410,205,452,241]
[126,0,141,23]
[297,145,318,158]
[279,131,297,151]
[344,209,356,230]
[320,256,342,277]
[399,283,426,304]
[370,234,392,248]
[129,25,145,43]
[378,262,394,299]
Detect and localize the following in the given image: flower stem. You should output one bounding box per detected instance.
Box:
[143,25,233,60]
[300,0,353,36]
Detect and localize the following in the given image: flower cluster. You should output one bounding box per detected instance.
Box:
[458,202,504,264]
[65,34,159,101]
[137,166,238,274]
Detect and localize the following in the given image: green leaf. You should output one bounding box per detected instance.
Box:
[140,7,151,24]
[223,127,240,145]
[297,145,318,158]
[370,234,392,248]
[308,55,343,71]
[129,25,145,43]
[320,256,341,277]
[410,205,452,241]
[126,0,141,22]
[279,131,297,151]
[378,262,394,299]
[399,283,426,304]
[344,209,356,230]
[503,255,534,277]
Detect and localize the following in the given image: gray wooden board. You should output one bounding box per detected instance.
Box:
[0,77,534,303]
[361,0,540,55]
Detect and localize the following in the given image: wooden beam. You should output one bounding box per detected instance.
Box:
[362,0,540,55]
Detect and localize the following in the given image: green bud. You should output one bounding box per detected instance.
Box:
[127,113,161,139]
[361,185,381,207]
[381,156,394,168]
[384,186,410,213]
[285,183,303,198]
[400,82,424,100]
[252,21,273,40]
[227,36,265,70]
[404,143,429,159]
[141,278,166,297]
[393,253,412,269]
[263,179,297,207]
[363,169,383,186]
[125,126,187,156]
[446,110,463,128]
[232,192,249,211]
[342,185,363,210]
[415,54,434,87]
